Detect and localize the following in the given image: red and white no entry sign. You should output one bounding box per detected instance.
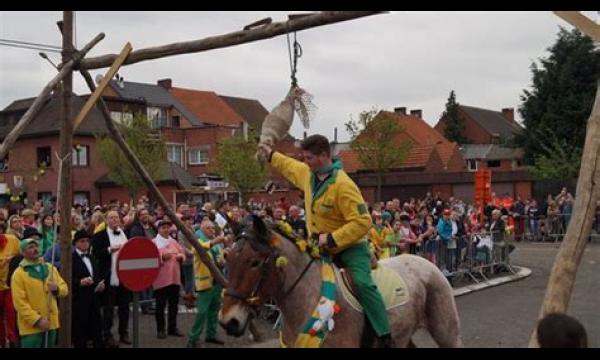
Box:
[116,236,160,292]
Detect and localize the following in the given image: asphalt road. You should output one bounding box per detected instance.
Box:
[116,240,600,348]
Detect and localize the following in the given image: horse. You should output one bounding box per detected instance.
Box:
[219,216,463,348]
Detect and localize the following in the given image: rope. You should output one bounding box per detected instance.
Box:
[286,29,303,87]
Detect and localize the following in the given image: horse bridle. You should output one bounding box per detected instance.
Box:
[223,231,280,307]
[223,230,315,307]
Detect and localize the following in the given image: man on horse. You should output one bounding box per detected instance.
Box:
[258,134,393,347]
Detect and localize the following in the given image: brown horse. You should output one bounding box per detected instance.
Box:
[219,216,463,348]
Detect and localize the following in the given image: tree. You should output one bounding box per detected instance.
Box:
[345,109,412,202]
[442,90,468,144]
[213,131,268,202]
[96,114,166,201]
[517,27,600,169]
[527,125,582,180]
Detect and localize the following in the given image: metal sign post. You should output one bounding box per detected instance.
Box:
[116,237,160,348]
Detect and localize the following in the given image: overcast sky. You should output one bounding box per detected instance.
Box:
[1,11,597,142]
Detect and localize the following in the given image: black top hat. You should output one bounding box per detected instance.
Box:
[73,229,91,243]
[23,226,42,239]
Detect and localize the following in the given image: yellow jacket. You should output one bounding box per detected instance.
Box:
[270,152,371,254]
[369,225,392,248]
[193,230,224,291]
[11,259,68,336]
[0,234,20,291]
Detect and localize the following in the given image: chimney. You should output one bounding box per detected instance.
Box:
[334,127,338,143]
[501,108,514,123]
[394,107,407,115]
[410,109,422,118]
[157,78,172,90]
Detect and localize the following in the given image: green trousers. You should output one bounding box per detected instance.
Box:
[188,284,222,343]
[20,330,57,348]
[337,242,390,337]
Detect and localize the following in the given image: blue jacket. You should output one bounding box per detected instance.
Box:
[436,218,453,245]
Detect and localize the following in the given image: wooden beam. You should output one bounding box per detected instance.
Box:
[528,81,600,347]
[0,32,104,160]
[554,11,600,42]
[79,11,382,70]
[57,10,74,349]
[78,69,229,288]
[72,42,132,130]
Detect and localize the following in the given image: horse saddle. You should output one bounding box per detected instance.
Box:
[333,258,410,313]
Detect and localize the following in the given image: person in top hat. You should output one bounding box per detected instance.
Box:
[71,230,104,348]
[11,237,68,348]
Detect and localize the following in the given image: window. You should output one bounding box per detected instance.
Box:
[37,147,51,168]
[37,192,52,204]
[188,147,210,165]
[148,106,167,128]
[0,154,8,172]
[72,145,89,167]
[123,112,133,122]
[167,144,183,166]
[73,192,90,207]
[110,111,122,122]
[467,159,477,172]
[486,160,501,168]
[172,115,180,128]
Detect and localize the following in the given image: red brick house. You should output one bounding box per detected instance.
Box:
[434,105,523,145]
[334,108,531,203]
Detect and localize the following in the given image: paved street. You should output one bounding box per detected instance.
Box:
[117,241,600,348]
[413,241,600,347]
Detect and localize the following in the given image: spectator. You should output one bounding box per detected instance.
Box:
[369,212,392,259]
[178,216,196,309]
[11,237,68,348]
[537,313,587,348]
[71,230,104,348]
[92,210,131,347]
[287,205,307,239]
[436,209,453,274]
[152,219,185,339]
[187,219,226,348]
[20,209,37,229]
[562,193,574,230]
[38,214,55,255]
[0,230,20,348]
[126,208,157,315]
[421,214,438,264]
[385,220,403,257]
[7,215,23,240]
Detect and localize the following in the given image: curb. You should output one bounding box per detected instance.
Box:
[452,266,532,297]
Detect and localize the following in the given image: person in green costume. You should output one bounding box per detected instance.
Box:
[258,134,393,347]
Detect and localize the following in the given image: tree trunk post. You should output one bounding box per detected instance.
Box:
[57,10,74,348]
[528,81,600,347]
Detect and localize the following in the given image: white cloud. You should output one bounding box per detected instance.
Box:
[0,11,576,142]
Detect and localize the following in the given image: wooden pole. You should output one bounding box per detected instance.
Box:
[0,32,104,160]
[79,11,382,70]
[528,81,600,347]
[554,11,600,42]
[78,69,228,287]
[72,43,132,131]
[57,10,74,348]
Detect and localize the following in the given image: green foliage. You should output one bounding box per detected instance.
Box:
[96,114,166,200]
[517,27,600,165]
[442,90,468,144]
[528,126,582,180]
[214,131,268,198]
[345,108,412,201]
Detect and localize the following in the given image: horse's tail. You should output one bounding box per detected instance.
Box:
[424,263,463,348]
